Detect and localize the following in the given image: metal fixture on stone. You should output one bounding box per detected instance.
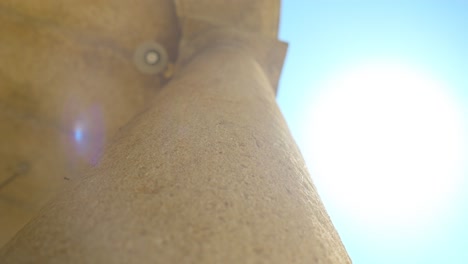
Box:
[133,41,168,74]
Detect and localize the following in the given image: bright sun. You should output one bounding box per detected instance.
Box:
[307,61,465,233]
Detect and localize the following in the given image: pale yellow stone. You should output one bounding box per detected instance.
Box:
[0,1,351,263]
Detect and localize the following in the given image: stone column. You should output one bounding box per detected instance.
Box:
[0,0,179,246]
[0,22,351,263]
[0,7,351,264]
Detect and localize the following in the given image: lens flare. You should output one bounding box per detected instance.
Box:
[70,105,105,166]
[74,125,83,143]
[307,61,466,234]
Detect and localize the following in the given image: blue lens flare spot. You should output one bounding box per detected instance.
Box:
[74,127,83,143]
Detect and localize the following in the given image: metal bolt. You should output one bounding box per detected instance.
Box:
[133,41,168,75]
[144,50,160,65]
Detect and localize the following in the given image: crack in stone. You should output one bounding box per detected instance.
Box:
[0,161,30,191]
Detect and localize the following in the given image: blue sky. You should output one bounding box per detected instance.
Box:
[278,1,468,263]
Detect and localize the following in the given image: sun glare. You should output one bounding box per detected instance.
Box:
[307,61,465,233]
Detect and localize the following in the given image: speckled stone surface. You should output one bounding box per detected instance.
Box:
[0,1,351,263]
[0,0,179,246]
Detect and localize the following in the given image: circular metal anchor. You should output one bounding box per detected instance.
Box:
[133,41,168,75]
